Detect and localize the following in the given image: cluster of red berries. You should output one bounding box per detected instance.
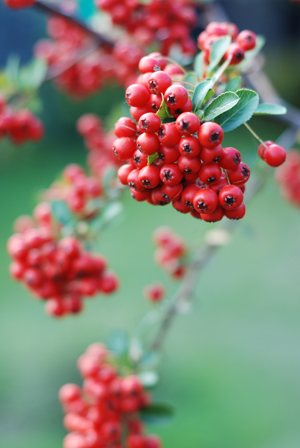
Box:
[95,0,198,56]
[44,163,104,218]
[4,0,35,8]
[77,114,121,178]
[115,56,249,222]
[0,94,44,145]
[59,343,161,448]
[143,282,165,303]
[34,16,144,96]
[198,21,257,66]
[153,227,187,279]
[257,140,286,167]
[8,204,118,317]
[275,150,300,207]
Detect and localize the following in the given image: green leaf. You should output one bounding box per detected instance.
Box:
[148,152,159,165]
[108,330,129,357]
[156,99,170,121]
[254,103,287,116]
[183,72,197,87]
[18,58,48,90]
[239,35,266,71]
[214,88,259,132]
[138,371,159,389]
[141,403,175,424]
[203,89,215,104]
[225,76,242,92]
[207,36,231,73]
[51,201,72,226]
[192,80,213,111]
[203,92,240,122]
[138,351,161,370]
[5,54,20,86]
[193,52,204,79]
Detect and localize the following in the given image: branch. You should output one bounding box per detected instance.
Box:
[34,0,114,48]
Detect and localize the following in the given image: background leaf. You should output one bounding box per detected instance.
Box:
[108,329,129,357]
[225,76,242,92]
[184,72,198,87]
[51,201,72,226]
[193,52,204,79]
[192,80,213,111]
[203,92,240,122]
[138,371,159,389]
[141,403,175,424]
[254,103,287,115]
[207,36,231,73]
[214,89,259,132]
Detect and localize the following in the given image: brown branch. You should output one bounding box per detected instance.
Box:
[34,0,114,48]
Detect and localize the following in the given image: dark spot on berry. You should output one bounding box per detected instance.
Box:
[134,155,141,164]
[128,181,136,189]
[149,80,158,91]
[159,152,165,161]
[140,119,149,129]
[213,156,221,162]
[151,103,159,112]
[167,94,176,105]
[233,154,241,165]
[174,108,183,116]
[163,170,173,180]
[242,166,250,178]
[197,201,208,211]
[236,51,244,61]
[153,65,161,72]
[184,168,192,173]
[180,120,189,131]
[183,143,192,153]
[225,195,236,205]
[162,193,170,201]
[159,128,165,138]
[141,179,151,187]
[131,192,136,199]
[185,200,193,207]
[137,143,143,152]
[125,92,131,99]
[210,132,220,143]
[112,147,118,156]
[207,176,216,183]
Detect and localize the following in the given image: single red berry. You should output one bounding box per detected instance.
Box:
[131,149,148,169]
[148,71,172,95]
[139,56,163,74]
[151,187,170,205]
[112,137,136,160]
[164,85,189,109]
[127,169,145,191]
[200,144,223,163]
[193,188,218,214]
[139,166,161,189]
[225,43,245,65]
[200,204,224,222]
[264,144,286,167]
[227,162,251,184]
[158,145,180,164]
[172,199,190,214]
[161,183,183,202]
[176,112,200,136]
[130,105,152,121]
[139,113,161,134]
[237,30,257,51]
[77,114,101,136]
[218,147,241,170]
[170,97,193,118]
[130,188,151,202]
[218,185,244,210]
[118,164,134,185]
[257,140,273,160]
[179,136,201,158]
[125,84,150,107]
[137,133,160,155]
[160,164,183,186]
[143,282,165,302]
[114,117,137,138]
[158,123,181,147]
[178,155,201,174]
[181,184,201,208]
[190,209,202,219]
[224,203,246,220]
[199,163,222,184]
[198,122,224,149]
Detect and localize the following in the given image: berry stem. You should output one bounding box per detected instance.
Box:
[156,56,188,75]
[244,122,267,148]
[171,79,196,89]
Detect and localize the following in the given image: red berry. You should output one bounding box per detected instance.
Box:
[181,184,201,208]
[258,140,273,160]
[131,149,148,169]
[125,84,150,107]
[200,204,224,222]
[264,144,286,167]
[193,188,218,214]
[112,137,136,160]
[199,163,222,184]
[131,188,151,202]
[138,113,161,134]
[139,166,161,189]
[200,144,223,164]
[143,283,165,302]
[161,183,183,202]
[115,117,137,138]
[198,122,224,149]
[137,133,160,155]
[160,164,183,186]
[224,203,246,220]
[172,199,190,214]
[118,164,134,185]
[227,162,251,184]
[148,71,172,95]
[237,30,256,51]
[218,147,241,170]
[128,169,145,191]
[176,112,200,136]
[178,155,201,174]
[139,56,163,74]
[218,185,244,210]
[158,145,180,164]
[179,136,201,158]
[158,123,181,147]
[164,85,189,109]
[225,43,245,65]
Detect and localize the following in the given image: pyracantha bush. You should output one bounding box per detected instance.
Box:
[153,226,187,279]
[59,343,162,448]
[275,150,300,207]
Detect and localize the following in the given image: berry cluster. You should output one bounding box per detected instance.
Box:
[8,205,118,317]
[34,17,144,96]
[143,282,165,303]
[95,0,198,56]
[275,150,300,207]
[0,94,44,145]
[59,343,161,448]
[77,114,121,178]
[257,140,286,167]
[4,0,35,8]
[153,227,187,279]
[44,164,103,218]
[115,57,249,222]
[198,21,257,65]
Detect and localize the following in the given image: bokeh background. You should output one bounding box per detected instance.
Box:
[1,1,300,447]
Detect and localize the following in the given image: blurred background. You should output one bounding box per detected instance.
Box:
[0,1,300,447]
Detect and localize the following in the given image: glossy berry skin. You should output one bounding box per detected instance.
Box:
[139,166,161,189]
[125,84,150,107]
[112,137,136,160]
[227,162,251,185]
[181,185,201,208]
[176,112,200,136]
[137,133,160,155]
[193,188,219,214]
[198,122,224,149]
[219,147,241,170]
[158,123,181,147]
[200,144,223,164]
[151,187,170,205]
[131,188,151,202]
[258,140,273,160]
[160,164,183,186]
[172,199,190,214]
[170,98,193,118]
[179,136,201,158]
[200,204,224,222]
[225,43,245,65]
[237,30,256,51]
[114,117,137,138]
[148,71,172,95]
[199,163,222,184]
[138,56,163,74]
[164,85,189,109]
[131,149,148,169]
[224,203,246,220]
[158,145,180,164]
[138,113,161,134]
[218,185,244,210]
[264,144,286,167]
[127,169,145,191]
[161,183,183,202]
[117,164,134,185]
[178,155,201,174]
